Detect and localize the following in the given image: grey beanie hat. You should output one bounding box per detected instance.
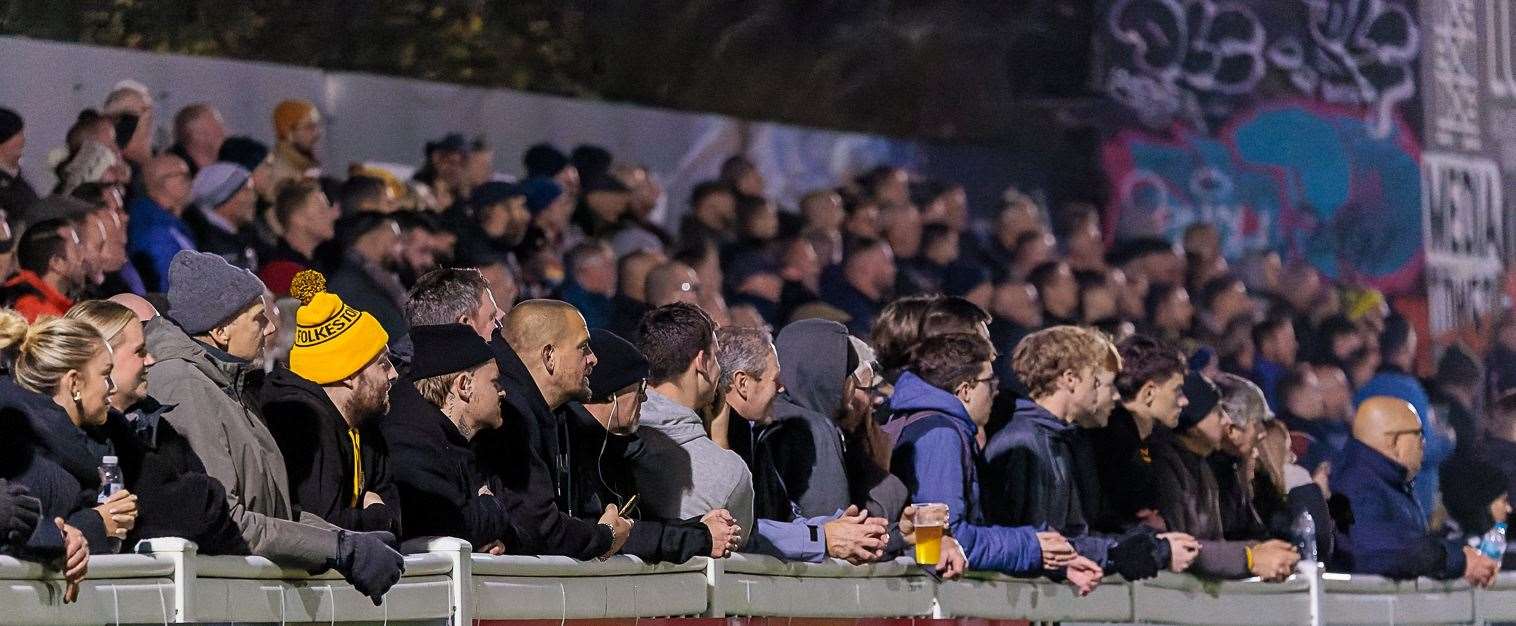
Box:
[166,250,266,335]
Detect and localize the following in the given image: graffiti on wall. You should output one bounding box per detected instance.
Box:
[1103,0,1420,135]
[1102,101,1424,293]
[1097,0,1425,294]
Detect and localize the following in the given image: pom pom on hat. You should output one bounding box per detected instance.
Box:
[289,270,389,384]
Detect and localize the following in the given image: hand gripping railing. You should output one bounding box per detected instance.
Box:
[2,538,1512,624]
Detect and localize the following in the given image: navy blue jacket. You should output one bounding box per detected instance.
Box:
[886,372,1042,575]
[1333,438,1464,579]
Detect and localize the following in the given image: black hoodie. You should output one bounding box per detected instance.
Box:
[261,367,401,535]
[473,329,613,560]
[562,402,712,563]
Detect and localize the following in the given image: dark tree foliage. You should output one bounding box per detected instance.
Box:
[0,0,1095,141]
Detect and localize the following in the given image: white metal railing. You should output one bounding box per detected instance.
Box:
[3,538,1513,624]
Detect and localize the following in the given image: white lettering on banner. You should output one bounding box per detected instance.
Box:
[1421,152,1506,333]
[1430,0,1482,150]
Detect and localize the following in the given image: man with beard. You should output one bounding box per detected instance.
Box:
[268,99,323,193]
[562,329,738,562]
[328,213,409,342]
[454,181,530,269]
[474,299,633,559]
[985,326,1199,581]
[262,271,401,534]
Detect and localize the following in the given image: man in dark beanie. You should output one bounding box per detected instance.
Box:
[523,142,579,196]
[0,107,38,222]
[145,251,404,604]
[380,323,515,552]
[1151,371,1299,581]
[561,329,737,562]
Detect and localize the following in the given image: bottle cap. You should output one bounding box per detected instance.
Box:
[102,455,118,464]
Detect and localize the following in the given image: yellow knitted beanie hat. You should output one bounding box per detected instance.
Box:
[289,270,388,384]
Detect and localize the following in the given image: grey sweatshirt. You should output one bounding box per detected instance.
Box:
[633,389,755,543]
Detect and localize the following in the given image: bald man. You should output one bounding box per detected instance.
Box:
[128,154,197,292]
[645,261,701,308]
[1333,396,1497,585]
[471,299,632,559]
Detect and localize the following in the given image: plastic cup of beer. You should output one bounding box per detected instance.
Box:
[913,503,949,565]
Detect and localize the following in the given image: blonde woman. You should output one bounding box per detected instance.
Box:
[65,300,249,557]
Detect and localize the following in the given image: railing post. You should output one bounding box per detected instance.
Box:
[423,537,474,626]
[1302,560,1323,626]
[136,537,198,623]
[703,556,724,617]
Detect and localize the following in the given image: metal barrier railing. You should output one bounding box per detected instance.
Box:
[3,539,1513,624]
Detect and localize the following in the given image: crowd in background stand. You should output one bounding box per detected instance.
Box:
[0,84,1513,605]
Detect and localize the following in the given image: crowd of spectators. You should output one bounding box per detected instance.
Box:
[0,84,1513,605]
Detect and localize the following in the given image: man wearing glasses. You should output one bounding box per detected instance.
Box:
[886,333,1086,584]
[1334,396,1499,586]
[562,329,740,563]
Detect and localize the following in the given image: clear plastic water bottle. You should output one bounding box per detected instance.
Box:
[97,456,123,503]
[1480,522,1507,561]
[1293,510,1318,563]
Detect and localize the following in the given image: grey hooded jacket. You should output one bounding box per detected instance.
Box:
[633,388,755,543]
[144,316,338,568]
[763,319,909,521]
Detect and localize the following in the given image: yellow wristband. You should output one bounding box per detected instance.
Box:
[1245,546,1255,571]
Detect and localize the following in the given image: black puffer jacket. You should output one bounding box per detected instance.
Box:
[562,402,711,563]
[92,400,247,555]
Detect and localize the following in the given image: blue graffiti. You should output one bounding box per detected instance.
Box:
[1104,102,1423,292]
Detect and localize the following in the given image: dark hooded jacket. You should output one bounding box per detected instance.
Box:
[562,402,712,563]
[758,319,853,520]
[0,377,109,552]
[473,329,613,559]
[261,367,401,535]
[1085,404,1161,533]
[379,378,512,548]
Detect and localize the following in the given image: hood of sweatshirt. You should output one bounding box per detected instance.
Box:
[888,371,975,432]
[773,318,852,420]
[638,388,710,446]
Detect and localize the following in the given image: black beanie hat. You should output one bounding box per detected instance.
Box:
[587,329,648,403]
[1175,371,1221,433]
[408,324,495,380]
[0,107,21,144]
[218,136,270,172]
[523,143,569,179]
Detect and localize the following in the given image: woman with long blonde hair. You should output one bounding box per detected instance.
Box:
[0,308,137,559]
